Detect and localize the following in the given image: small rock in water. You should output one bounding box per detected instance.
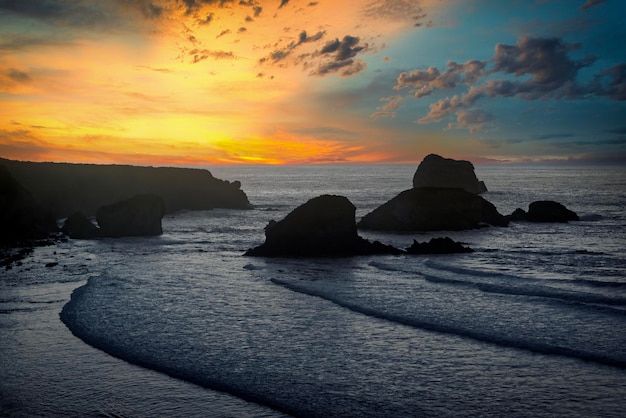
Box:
[406,237,474,254]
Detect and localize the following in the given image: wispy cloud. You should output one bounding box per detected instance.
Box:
[580,0,607,11]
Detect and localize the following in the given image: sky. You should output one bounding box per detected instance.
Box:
[0,0,625,166]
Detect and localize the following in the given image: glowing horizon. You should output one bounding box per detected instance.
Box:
[1,0,624,166]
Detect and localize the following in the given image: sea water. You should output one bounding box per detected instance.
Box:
[1,165,625,417]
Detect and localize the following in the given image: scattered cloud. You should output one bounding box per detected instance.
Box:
[370,95,404,118]
[309,35,369,77]
[446,109,493,133]
[531,133,575,140]
[395,60,488,98]
[595,63,626,100]
[387,35,624,131]
[6,68,31,83]
[190,49,236,63]
[259,30,326,64]
[198,12,215,25]
[216,29,231,38]
[0,68,32,91]
[362,0,429,26]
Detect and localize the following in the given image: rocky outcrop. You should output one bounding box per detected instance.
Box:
[406,237,474,254]
[412,154,487,194]
[358,187,508,232]
[245,195,402,257]
[96,194,165,237]
[0,165,58,247]
[507,201,579,223]
[0,158,251,219]
[62,212,101,239]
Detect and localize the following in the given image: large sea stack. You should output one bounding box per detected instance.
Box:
[358,187,507,231]
[413,154,487,194]
[0,158,251,219]
[358,154,507,232]
[245,195,401,257]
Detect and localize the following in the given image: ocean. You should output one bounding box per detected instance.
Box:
[1,164,625,417]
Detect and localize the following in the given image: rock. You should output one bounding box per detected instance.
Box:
[358,187,508,232]
[406,237,474,254]
[508,201,579,223]
[412,154,487,194]
[96,194,165,237]
[506,208,528,222]
[245,195,402,257]
[0,165,59,247]
[62,212,101,239]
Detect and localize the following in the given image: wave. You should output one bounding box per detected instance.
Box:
[367,261,402,272]
[422,274,626,314]
[60,278,296,417]
[425,259,626,289]
[271,278,626,369]
[580,214,604,221]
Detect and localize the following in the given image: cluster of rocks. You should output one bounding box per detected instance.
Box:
[245,154,579,258]
[3,154,581,261]
[244,195,472,257]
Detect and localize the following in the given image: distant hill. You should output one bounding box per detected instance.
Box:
[0,158,251,219]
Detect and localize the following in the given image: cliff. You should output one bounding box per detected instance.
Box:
[0,158,251,219]
[0,165,58,246]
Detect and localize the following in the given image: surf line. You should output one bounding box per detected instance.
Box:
[59,285,297,418]
[271,278,626,369]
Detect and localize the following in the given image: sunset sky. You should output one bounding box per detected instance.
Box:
[1,0,624,165]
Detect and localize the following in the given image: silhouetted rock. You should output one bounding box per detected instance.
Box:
[412,154,487,194]
[62,212,101,239]
[0,158,251,219]
[506,208,528,222]
[358,187,508,232]
[96,194,165,237]
[245,195,402,257]
[0,165,58,247]
[406,237,474,254]
[507,201,579,223]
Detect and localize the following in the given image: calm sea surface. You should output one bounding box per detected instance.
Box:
[1,165,625,417]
